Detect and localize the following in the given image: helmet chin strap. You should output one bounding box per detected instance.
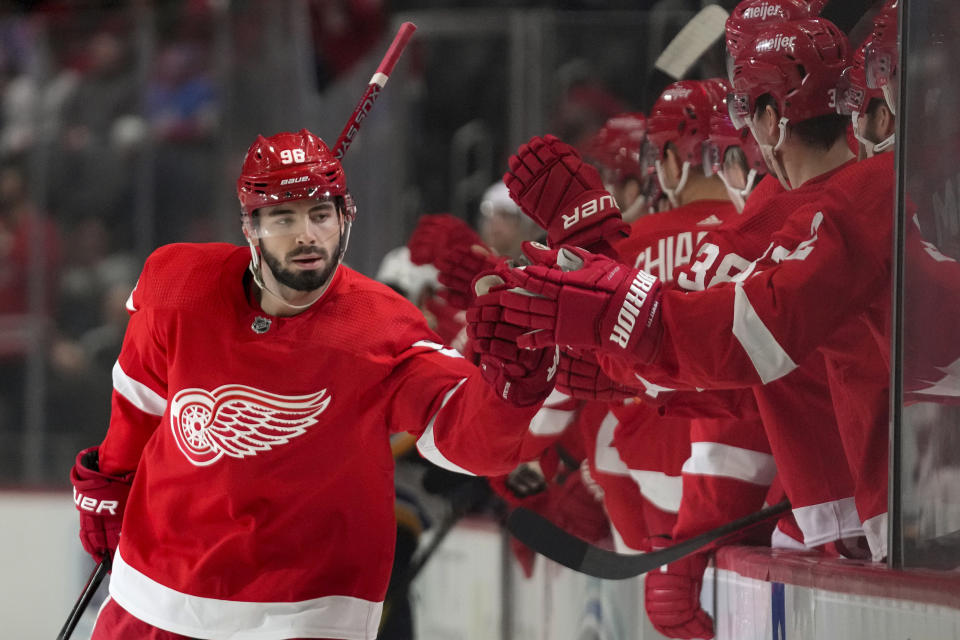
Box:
[717,168,758,213]
[655,159,691,208]
[750,116,791,190]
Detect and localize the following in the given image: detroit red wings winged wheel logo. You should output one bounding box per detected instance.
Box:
[170,385,331,466]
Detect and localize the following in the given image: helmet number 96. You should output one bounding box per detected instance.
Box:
[280,149,306,164]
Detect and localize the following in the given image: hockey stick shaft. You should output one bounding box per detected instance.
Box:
[507,499,789,580]
[332,22,417,160]
[57,556,110,640]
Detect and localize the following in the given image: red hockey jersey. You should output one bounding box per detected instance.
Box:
[99,243,541,640]
[614,199,735,282]
[669,167,862,544]
[608,153,896,390]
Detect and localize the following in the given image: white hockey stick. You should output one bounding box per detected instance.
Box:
[655,5,730,80]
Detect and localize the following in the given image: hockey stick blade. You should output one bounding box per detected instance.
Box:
[506,499,789,580]
[332,21,417,160]
[57,556,111,640]
[654,5,729,80]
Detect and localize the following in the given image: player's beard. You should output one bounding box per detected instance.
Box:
[260,237,341,292]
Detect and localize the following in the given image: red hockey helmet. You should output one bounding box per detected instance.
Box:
[728,18,849,129]
[725,0,820,80]
[237,129,356,236]
[647,80,723,166]
[863,1,898,108]
[581,112,649,182]
[707,107,766,176]
[838,4,897,116]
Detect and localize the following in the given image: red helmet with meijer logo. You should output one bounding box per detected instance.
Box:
[237,129,356,222]
[728,18,849,128]
[725,0,820,80]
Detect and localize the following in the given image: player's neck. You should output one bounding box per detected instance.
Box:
[676,174,729,207]
[782,137,855,189]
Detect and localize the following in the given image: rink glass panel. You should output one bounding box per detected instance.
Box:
[894,0,960,569]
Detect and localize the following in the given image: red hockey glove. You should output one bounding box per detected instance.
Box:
[434,243,506,310]
[467,273,559,407]
[504,135,629,248]
[557,347,639,402]
[498,242,663,361]
[70,447,133,564]
[543,462,610,544]
[408,213,482,265]
[644,549,714,640]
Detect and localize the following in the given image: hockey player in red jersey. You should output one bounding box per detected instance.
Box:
[615,80,737,281]
[69,129,559,640]
[482,17,903,561]
[678,105,865,556]
[837,1,897,160]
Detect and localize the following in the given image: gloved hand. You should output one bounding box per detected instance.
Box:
[543,461,610,544]
[644,549,714,639]
[557,347,639,402]
[504,134,629,248]
[467,273,559,407]
[435,243,506,310]
[407,213,482,265]
[496,242,663,362]
[70,447,133,564]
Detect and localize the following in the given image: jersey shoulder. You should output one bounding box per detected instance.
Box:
[129,243,246,313]
[327,267,440,352]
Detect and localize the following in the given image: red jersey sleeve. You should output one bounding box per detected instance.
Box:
[614,154,895,389]
[381,312,543,477]
[99,250,171,475]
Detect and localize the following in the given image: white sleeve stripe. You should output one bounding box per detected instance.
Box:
[732,283,797,384]
[113,361,167,416]
[528,406,576,436]
[594,412,629,475]
[628,469,683,513]
[412,340,464,360]
[415,378,475,475]
[681,442,777,485]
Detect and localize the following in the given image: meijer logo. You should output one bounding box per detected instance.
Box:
[609,271,658,349]
[562,194,616,229]
[757,34,797,53]
[743,3,782,20]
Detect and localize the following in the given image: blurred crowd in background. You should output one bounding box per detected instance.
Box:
[0,0,714,484]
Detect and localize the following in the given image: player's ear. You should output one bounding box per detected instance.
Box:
[752,104,780,144]
[664,146,682,181]
[876,103,895,138]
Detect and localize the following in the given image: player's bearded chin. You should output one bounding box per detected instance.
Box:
[260,240,339,292]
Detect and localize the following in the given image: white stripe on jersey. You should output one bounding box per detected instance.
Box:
[416,378,474,475]
[112,361,167,416]
[412,340,464,359]
[732,283,797,384]
[681,441,776,485]
[110,549,382,639]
